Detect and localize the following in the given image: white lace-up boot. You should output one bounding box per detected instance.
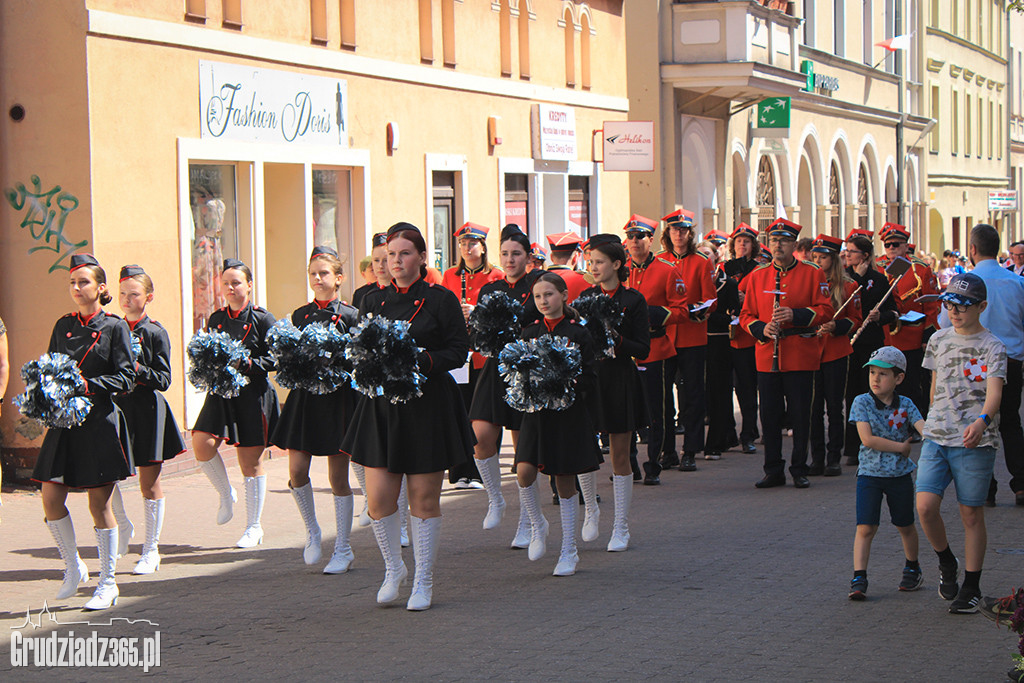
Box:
[109,483,134,558]
[553,496,579,576]
[84,527,119,610]
[607,474,633,552]
[477,455,506,530]
[199,456,237,525]
[290,482,322,564]
[406,516,442,611]
[236,475,266,548]
[370,511,408,604]
[46,515,89,599]
[323,494,355,574]
[518,483,548,561]
[132,498,164,574]
[351,462,371,527]
[577,471,600,542]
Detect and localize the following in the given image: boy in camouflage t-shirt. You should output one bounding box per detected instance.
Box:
[918,273,1006,615]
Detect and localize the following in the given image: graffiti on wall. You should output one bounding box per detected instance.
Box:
[4,176,88,273]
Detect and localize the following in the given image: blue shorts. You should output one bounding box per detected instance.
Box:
[856,473,915,527]
[915,441,997,507]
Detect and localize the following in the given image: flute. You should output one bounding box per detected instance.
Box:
[848,271,907,344]
[770,267,782,373]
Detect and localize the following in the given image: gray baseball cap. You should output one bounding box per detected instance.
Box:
[864,346,907,373]
[939,272,987,306]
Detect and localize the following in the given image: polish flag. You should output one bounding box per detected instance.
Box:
[876,34,913,52]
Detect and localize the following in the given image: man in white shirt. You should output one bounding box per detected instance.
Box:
[1005,241,1024,276]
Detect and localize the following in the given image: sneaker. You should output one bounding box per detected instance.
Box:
[849,575,868,601]
[454,477,471,489]
[704,451,721,461]
[467,479,484,490]
[979,588,1023,626]
[898,566,924,592]
[949,585,982,614]
[938,557,960,600]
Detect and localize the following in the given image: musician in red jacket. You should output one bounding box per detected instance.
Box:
[657,209,716,472]
[739,218,834,489]
[546,232,591,302]
[624,215,689,485]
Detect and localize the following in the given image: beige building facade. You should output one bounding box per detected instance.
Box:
[628,1,932,249]
[0,0,629,474]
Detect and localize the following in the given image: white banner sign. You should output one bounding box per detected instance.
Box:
[602,120,655,171]
[989,190,1018,211]
[531,104,577,161]
[199,61,348,146]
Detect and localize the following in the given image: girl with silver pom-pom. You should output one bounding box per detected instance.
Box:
[269,246,360,574]
[192,259,280,548]
[32,254,136,610]
[579,235,651,552]
[513,272,601,577]
[340,223,475,611]
[110,265,187,576]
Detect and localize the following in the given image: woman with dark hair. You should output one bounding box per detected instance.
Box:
[514,271,601,576]
[34,254,136,610]
[808,235,861,476]
[697,240,738,459]
[468,225,541,538]
[111,265,187,575]
[441,222,504,490]
[341,222,475,610]
[270,246,361,573]
[723,223,762,454]
[580,234,650,552]
[842,231,899,465]
[192,258,280,548]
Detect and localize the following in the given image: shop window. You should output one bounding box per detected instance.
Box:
[222,0,242,29]
[189,164,239,333]
[564,7,576,87]
[568,176,590,238]
[341,0,356,49]
[499,0,512,76]
[519,3,531,79]
[580,11,591,90]
[930,86,940,154]
[419,0,433,63]
[504,173,530,236]
[185,0,206,23]
[432,171,457,270]
[442,0,456,67]
[311,0,328,45]
[312,168,352,257]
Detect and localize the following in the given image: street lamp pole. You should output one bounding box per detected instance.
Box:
[896,0,905,226]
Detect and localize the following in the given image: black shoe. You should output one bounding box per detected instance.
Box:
[845,456,859,466]
[792,475,810,489]
[553,494,560,505]
[1008,669,1024,683]
[643,471,660,485]
[807,461,825,476]
[949,585,982,614]
[1016,491,1024,506]
[632,470,643,482]
[986,483,997,507]
[849,575,868,601]
[980,589,1024,626]
[678,452,697,472]
[675,422,685,435]
[898,566,923,591]
[755,474,786,489]
[824,464,843,477]
[741,441,757,454]
[600,445,610,455]
[659,452,680,469]
[726,434,740,449]
[938,557,960,600]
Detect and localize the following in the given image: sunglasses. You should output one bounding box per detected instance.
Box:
[883,241,905,249]
[942,301,976,314]
[624,232,649,240]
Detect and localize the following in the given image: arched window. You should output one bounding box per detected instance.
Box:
[857,164,870,230]
[564,6,576,87]
[499,0,512,76]
[579,8,591,89]
[756,156,777,234]
[829,161,842,235]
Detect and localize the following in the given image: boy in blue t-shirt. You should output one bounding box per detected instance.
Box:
[847,346,925,600]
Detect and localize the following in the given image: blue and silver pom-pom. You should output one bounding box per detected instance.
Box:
[268,319,351,395]
[129,332,143,362]
[468,291,524,358]
[573,293,622,358]
[498,335,581,412]
[345,315,425,404]
[14,352,93,428]
[186,329,251,398]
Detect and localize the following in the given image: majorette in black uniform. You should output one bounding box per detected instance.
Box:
[192,290,280,448]
[722,223,762,453]
[115,269,187,467]
[705,256,740,456]
[341,277,475,474]
[34,291,136,487]
[351,282,377,311]
[270,298,359,456]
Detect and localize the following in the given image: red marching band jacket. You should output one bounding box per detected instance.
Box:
[627,254,689,363]
[739,259,835,373]
[655,250,717,349]
[441,265,505,369]
[875,255,939,351]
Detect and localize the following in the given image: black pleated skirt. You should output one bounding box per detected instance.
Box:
[514,399,602,476]
[593,357,650,434]
[468,356,524,430]
[33,397,135,488]
[341,373,475,474]
[115,389,187,466]
[192,377,280,448]
[270,386,357,456]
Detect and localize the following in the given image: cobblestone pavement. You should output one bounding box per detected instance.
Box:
[1,436,1022,681]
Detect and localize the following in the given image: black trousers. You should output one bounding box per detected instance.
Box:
[639,356,677,465]
[675,346,707,453]
[997,357,1024,494]
[899,347,925,418]
[810,355,849,466]
[731,346,759,443]
[758,370,813,477]
[705,335,737,451]
[844,344,876,460]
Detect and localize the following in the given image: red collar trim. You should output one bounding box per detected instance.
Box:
[227,303,247,318]
[393,278,421,294]
[601,284,621,297]
[543,315,565,333]
[127,315,147,331]
[313,298,335,309]
[78,310,102,326]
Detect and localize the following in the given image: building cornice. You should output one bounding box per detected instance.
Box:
[86,9,629,113]
[927,173,1010,187]
[798,45,900,84]
[925,27,1007,65]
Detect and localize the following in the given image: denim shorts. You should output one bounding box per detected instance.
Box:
[856,473,915,527]
[915,441,997,507]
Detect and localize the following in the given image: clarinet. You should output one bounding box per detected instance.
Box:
[770,267,782,373]
[460,271,468,305]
